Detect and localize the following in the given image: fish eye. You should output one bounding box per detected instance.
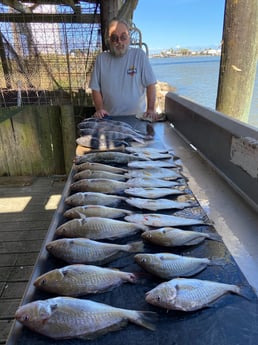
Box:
[141,258,147,263]
[23,314,30,321]
[156,295,161,302]
[41,279,46,285]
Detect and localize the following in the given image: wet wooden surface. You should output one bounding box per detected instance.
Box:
[0,176,66,344]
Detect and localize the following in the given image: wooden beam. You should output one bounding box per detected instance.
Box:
[216,0,258,121]
[0,13,100,23]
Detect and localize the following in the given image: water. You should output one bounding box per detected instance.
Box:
[150,56,258,127]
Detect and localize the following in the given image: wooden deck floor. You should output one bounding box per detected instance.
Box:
[0,176,66,345]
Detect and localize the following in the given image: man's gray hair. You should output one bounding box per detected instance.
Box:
[105,17,131,48]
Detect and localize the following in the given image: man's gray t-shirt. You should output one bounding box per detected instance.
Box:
[89,48,157,115]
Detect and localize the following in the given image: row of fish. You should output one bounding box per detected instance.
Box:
[76,117,154,149]
[15,118,245,341]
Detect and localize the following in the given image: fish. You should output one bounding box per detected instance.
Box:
[125,147,169,154]
[78,118,142,131]
[141,227,222,247]
[134,253,223,279]
[133,152,174,161]
[126,178,180,188]
[74,151,149,165]
[73,169,127,181]
[125,197,192,211]
[128,160,177,169]
[145,278,243,311]
[34,264,137,296]
[65,192,126,207]
[70,179,128,194]
[63,205,133,219]
[124,168,181,180]
[124,213,205,227]
[79,126,150,142]
[55,217,149,240]
[46,238,144,265]
[73,162,128,173]
[76,135,128,149]
[124,187,183,199]
[15,297,157,339]
[77,130,145,147]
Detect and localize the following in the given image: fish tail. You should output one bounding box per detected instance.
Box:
[133,136,145,144]
[146,123,155,136]
[209,257,225,267]
[235,284,255,301]
[206,232,222,242]
[131,311,157,331]
[128,241,145,253]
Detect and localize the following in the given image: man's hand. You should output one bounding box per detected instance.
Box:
[93,109,109,119]
[144,111,159,122]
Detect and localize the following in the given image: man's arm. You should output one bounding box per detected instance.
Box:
[146,83,156,113]
[145,83,158,120]
[92,90,109,118]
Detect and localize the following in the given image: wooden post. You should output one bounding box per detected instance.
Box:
[216,0,258,122]
[60,105,76,175]
[100,0,120,51]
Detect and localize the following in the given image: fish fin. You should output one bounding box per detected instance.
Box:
[128,240,145,253]
[132,311,158,331]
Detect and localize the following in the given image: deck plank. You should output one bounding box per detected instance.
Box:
[0,176,65,345]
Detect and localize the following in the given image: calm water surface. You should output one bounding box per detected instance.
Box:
[150,56,258,127]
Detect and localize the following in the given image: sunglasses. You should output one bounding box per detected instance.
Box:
[109,33,129,43]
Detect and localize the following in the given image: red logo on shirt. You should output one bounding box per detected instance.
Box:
[127,65,137,76]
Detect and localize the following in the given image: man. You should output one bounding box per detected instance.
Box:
[89,18,158,120]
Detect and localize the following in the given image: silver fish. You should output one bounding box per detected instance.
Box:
[55,217,149,240]
[145,278,242,311]
[65,192,126,207]
[128,160,177,169]
[64,205,132,219]
[34,264,137,296]
[74,151,149,165]
[135,253,223,279]
[15,297,156,339]
[125,197,192,211]
[134,152,174,160]
[73,169,126,181]
[125,168,181,180]
[78,118,140,131]
[79,123,145,138]
[77,130,144,146]
[125,213,204,227]
[76,135,128,149]
[126,178,180,188]
[125,147,169,154]
[46,238,144,265]
[74,162,127,173]
[70,179,128,194]
[141,227,222,247]
[124,187,183,199]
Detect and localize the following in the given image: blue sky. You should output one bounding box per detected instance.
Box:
[133,0,226,52]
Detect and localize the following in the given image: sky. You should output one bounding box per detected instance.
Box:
[133,0,226,53]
